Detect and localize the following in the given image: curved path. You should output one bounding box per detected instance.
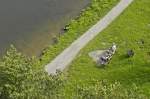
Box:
[45,0,134,74]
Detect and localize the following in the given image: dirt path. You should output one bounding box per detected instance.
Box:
[45,0,134,74]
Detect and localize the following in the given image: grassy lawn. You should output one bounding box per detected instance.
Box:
[63,0,150,97]
[40,0,119,65]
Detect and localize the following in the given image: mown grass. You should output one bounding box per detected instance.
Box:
[62,0,150,97]
[40,0,119,65]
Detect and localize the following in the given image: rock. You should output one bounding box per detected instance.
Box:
[127,50,134,57]
[63,24,70,31]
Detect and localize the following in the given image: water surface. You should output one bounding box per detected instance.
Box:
[0,0,90,56]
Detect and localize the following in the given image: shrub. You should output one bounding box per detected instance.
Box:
[76,80,147,99]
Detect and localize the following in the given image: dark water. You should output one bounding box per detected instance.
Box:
[0,0,90,56]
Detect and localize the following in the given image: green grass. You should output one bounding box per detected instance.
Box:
[40,0,119,65]
[62,0,150,97]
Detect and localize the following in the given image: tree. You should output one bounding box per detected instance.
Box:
[0,45,64,99]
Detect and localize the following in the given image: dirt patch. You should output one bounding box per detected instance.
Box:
[88,50,105,62]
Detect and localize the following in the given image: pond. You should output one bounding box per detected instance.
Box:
[0,0,90,56]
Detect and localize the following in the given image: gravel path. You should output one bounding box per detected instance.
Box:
[45,0,133,74]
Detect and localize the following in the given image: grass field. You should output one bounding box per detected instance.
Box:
[62,0,150,97]
[40,0,119,65]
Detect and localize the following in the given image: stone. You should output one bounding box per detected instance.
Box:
[127,50,134,57]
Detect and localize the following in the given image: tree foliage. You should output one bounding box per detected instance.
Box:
[0,45,64,99]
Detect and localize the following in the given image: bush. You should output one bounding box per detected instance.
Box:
[76,80,147,99]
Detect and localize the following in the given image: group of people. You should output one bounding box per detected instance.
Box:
[98,43,117,65]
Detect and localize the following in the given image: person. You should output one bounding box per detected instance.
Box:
[98,43,117,65]
[100,56,107,65]
[106,50,112,58]
[110,43,117,54]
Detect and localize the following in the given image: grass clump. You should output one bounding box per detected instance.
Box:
[76,80,147,99]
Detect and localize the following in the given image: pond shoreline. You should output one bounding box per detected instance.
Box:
[40,0,119,65]
[37,3,92,58]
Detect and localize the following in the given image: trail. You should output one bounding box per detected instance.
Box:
[45,0,134,74]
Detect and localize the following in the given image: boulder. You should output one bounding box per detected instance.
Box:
[127,50,134,57]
